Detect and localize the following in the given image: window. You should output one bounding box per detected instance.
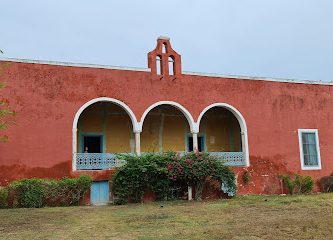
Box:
[187,135,204,152]
[168,56,174,75]
[83,135,103,153]
[156,55,161,75]
[162,43,167,53]
[298,129,321,170]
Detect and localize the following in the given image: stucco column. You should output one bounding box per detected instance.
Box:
[189,131,198,201]
[135,131,141,156]
[192,132,198,152]
[188,186,193,201]
[72,128,77,171]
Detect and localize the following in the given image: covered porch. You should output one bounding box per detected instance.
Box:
[73,99,247,170]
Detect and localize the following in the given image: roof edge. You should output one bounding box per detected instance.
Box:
[183,71,333,86]
[0,57,151,72]
[1,57,332,86]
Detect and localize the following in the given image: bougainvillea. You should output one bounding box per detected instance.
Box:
[112,152,236,203]
[167,152,236,201]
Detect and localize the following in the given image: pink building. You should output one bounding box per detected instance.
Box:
[0,37,331,203]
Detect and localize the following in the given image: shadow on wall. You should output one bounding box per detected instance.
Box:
[0,162,71,186]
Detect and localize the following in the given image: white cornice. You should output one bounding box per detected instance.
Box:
[183,71,333,86]
[1,57,332,86]
[0,57,151,72]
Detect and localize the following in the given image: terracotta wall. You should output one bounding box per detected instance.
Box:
[1,41,333,194]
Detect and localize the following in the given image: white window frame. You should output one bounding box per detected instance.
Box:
[298,129,321,170]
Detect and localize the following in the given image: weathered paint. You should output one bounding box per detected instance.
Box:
[0,38,333,195]
[77,102,133,153]
[201,107,241,152]
[90,181,110,205]
[141,106,189,152]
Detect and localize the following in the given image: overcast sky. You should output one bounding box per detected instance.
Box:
[1,1,333,81]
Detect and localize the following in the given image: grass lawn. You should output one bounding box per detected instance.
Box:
[1,193,333,240]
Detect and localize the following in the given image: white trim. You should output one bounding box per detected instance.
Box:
[135,132,141,156]
[183,71,333,86]
[139,101,196,133]
[72,97,140,170]
[0,57,150,72]
[1,57,332,86]
[197,103,250,167]
[158,36,170,40]
[298,129,322,170]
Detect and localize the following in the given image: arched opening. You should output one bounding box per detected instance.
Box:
[162,43,167,53]
[168,56,174,75]
[73,98,138,170]
[156,55,162,75]
[197,104,249,166]
[140,104,193,153]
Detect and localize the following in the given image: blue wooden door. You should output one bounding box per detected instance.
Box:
[91,181,109,204]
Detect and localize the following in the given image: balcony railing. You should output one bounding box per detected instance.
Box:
[75,152,245,170]
[208,152,245,166]
[75,153,126,170]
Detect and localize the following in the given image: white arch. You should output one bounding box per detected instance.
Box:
[197,103,250,167]
[138,101,196,133]
[72,97,139,170]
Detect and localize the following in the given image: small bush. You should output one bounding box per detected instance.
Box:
[242,171,250,185]
[113,198,128,205]
[9,175,92,208]
[112,153,177,203]
[167,152,237,200]
[0,187,8,208]
[55,175,92,205]
[281,174,314,195]
[10,178,45,208]
[281,175,295,194]
[295,175,314,194]
[320,176,333,193]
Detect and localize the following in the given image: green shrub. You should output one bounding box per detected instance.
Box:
[55,175,92,205]
[242,171,250,185]
[281,175,295,194]
[10,178,45,208]
[295,175,314,194]
[112,152,236,203]
[281,174,314,195]
[112,153,177,203]
[113,198,128,205]
[167,152,236,200]
[0,187,9,208]
[320,176,333,192]
[9,175,92,208]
